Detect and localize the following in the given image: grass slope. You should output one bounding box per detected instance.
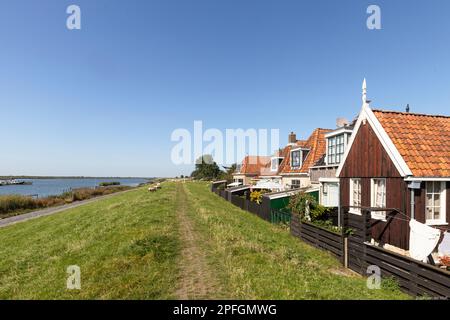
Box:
[0,185,180,299]
[0,181,409,299]
[183,182,409,299]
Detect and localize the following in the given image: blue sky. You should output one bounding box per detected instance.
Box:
[1,0,449,177]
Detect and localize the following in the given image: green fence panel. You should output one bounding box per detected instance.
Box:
[270,208,292,224]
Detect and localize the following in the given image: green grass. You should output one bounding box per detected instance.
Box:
[0,185,180,299]
[183,182,409,300]
[0,181,410,299]
[0,186,133,219]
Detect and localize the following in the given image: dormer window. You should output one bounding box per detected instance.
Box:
[290,148,310,168]
[291,150,301,167]
[327,134,345,165]
[325,127,352,166]
[271,157,283,172]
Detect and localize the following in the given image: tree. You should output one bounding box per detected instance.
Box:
[220,163,237,183]
[190,155,223,180]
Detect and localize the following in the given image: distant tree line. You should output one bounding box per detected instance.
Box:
[189,155,236,182]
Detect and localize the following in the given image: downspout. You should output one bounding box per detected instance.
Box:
[338,181,341,227]
[410,189,415,220]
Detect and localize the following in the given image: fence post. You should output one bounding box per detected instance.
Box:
[409,260,419,295]
[361,209,370,273]
[341,207,348,268]
[344,237,348,268]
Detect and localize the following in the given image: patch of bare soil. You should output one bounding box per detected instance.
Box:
[175,183,220,299]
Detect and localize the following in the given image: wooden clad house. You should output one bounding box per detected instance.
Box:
[278,128,332,190]
[337,81,450,250]
[233,129,331,191]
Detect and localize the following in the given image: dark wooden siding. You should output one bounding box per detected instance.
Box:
[341,177,409,249]
[339,122,410,249]
[339,122,401,178]
[408,181,450,233]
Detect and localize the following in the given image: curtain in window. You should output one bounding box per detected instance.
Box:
[351,179,361,213]
[426,181,442,221]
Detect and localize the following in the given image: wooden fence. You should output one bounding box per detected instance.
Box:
[342,209,450,297]
[231,195,245,209]
[227,195,271,222]
[211,187,450,297]
[290,213,343,260]
[270,208,291,224]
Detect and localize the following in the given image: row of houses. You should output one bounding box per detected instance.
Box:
[231,79,450,260]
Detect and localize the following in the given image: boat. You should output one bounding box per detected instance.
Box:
[0,179,32,186]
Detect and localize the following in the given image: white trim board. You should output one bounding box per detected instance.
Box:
[336,104,413,178]
[405,177,450,182]
[324,127,353,138]
[319,177,340,183]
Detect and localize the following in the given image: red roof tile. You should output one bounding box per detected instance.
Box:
[373,109,450,177]
[238,156,271,175]
[280,128,332,174]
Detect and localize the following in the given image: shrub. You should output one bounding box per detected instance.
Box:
[311,219,342,234]
[0,186,132,217]
[249,191,261,204]
[250,190,268,204]
[288,193,316,219]
[288,193,332,222]
[310,204,330,221]
[99,182,120,187]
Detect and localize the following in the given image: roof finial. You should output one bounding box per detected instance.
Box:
[406,104,410,113]
[362,78,367,105]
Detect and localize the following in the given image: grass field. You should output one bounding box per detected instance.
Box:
[0,182,409,299]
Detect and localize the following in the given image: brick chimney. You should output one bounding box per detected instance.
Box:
[288,132,297,144]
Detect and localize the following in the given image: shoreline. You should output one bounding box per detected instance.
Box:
[0,187,139,228]
[0,176,155,180]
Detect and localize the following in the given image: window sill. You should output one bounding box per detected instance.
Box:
[371,217,387,222]
[426,221,448,226]
[348,210,361,216]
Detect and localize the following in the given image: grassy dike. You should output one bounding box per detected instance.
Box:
[0,184,180,299]
[0,181,409,299]
[183,182,408,300]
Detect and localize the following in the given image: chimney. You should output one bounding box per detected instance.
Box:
[288,132,297,144]
[336,117,350,128]
[406,104,410,113]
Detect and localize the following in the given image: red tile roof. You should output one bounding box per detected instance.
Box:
[238,156,271,175]
[280,128,332,174]
[373,109,450,177]
[259,145,293,176]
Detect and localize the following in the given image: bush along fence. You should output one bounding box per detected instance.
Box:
[291,207,450,298]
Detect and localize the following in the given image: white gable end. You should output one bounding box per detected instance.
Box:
[336,104,413,178]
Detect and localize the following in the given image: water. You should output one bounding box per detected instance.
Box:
[0,178,151,198]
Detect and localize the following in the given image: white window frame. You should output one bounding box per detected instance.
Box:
[371,178,386,221]
[270,158,279,172]
[290,179,301,189]
[321,182,339,207]
[327,134,345,165]
[349,178,362,215]
[290,148,309,169]
[291,150,301,168]
[425,181,447,226]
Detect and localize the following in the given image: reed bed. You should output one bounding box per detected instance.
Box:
[0,186,131,218]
